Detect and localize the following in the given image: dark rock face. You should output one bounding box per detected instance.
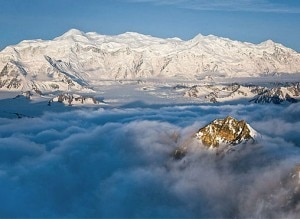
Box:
[250,83,300,104]
[49,93,99,106]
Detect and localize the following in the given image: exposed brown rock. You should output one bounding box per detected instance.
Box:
[173,116,257,159]
[195,116,256,148]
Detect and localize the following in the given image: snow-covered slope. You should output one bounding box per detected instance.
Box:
[250,83,299,104]
[183,83,258,102]
[1,28,300,92]
[182,82,299,104]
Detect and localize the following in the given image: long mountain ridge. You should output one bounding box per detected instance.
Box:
[1,29,300,92]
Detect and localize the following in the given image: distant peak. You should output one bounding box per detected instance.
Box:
[224,115,235,121]
[260,39,276,46]
[191,33,204,40]
[191,33,221,42]
[167,37,182,41]
[119,32,149,38]
[123,32,141,35]
[59,29,86,38]
[265,39,275,44]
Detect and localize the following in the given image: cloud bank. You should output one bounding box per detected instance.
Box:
[0,103,300,217]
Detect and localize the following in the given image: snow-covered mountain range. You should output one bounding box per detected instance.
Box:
[48,93,101,106]
[182,82,300,104]
[1,29,300,93]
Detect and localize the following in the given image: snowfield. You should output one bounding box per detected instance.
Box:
[1,29,300,94]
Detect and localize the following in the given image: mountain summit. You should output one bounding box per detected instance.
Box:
[195,116,258,148]
[61,28,85,36]
[173,116,258,159]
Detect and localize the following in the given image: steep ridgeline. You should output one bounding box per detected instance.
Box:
[48,93,101,106]
[195,116,257,148]
[250,83,300,104]
[174,116,258,158]
[182,82,300,104]
[1,29,300,92]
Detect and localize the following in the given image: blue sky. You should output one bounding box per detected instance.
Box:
[0,0,300,51]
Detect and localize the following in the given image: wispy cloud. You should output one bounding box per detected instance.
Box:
[130,0,300,13]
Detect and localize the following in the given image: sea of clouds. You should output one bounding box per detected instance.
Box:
[0,103,300,218]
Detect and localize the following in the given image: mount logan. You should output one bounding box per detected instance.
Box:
[0,29,300,93]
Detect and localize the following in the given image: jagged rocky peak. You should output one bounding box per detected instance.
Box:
[250,83,300,104]
[195,116,257,148]
[14,88,43,100]
[49,93,100,106]
[14,91,33,100]
[173,116,258,159]
[181,82,300,104]
[0,62,26,90]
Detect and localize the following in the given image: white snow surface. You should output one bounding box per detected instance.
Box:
[1,29,300,93]
[247,124,259,139]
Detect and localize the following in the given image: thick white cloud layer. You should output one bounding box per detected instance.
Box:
[0,103,300,218]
